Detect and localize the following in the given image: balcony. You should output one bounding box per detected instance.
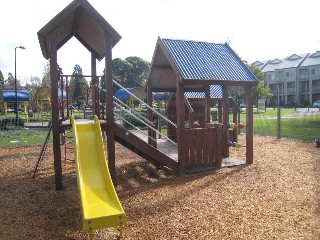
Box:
[312,86,320,92]
[299,74,309,80]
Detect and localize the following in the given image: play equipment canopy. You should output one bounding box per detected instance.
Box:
[114,88,146,101]
[0,90,30,102]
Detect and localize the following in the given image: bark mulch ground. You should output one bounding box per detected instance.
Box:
[0,135,319,239]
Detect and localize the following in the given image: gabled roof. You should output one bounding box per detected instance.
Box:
[252,60,270,70]
[277,53,308,69]
[300,51,320,67]
[261,58,283,72]
[38,0,121,61]
[148,38,257,92]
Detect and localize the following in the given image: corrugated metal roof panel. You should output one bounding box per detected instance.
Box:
[185,85,223,99]
[161,38,257,81]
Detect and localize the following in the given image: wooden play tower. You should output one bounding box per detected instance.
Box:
[38,0,121,190]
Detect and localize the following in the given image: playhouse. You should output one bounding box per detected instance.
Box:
[35,87,68,115]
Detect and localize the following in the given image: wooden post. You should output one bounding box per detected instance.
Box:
[104,34,116,183]
[204,85,210,124]
[232,106,238,142]
[50,30,63,190]
[245,86,254,164]
[91,53,99,117]
[176,79,186,173]
[218,100,222,123]
[222,84,229,158]
[277,106,281,139]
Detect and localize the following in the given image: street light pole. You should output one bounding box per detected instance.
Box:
[14,46,26,126]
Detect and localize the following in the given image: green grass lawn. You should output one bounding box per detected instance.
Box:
[237,108,320,141]
[0,127,51,148]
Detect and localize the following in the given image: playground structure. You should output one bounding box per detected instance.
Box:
[0,90,29,122]
[36,0,258,238]
[37,0,258,188]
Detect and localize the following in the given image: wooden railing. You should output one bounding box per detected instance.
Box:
[184,124,222,171]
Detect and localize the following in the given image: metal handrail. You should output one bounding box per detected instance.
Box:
[113,100,177,146]
[113,111,157,143]
[114,97,154,126]
[112,80,177,128]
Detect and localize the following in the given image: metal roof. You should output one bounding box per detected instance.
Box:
[148,38,258,92]
[185,85,223,99]
[260,58,283,72]
[277,53,308,69]
[38,0,121,61]
[161,38,257,81]
[252,60,270,70]
[299,51,320,67]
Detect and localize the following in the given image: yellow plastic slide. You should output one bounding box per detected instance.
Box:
[71,116,127,239]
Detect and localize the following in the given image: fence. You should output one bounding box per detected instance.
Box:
[238,107,320,142]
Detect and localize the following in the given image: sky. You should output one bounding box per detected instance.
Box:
[1,0,320,85]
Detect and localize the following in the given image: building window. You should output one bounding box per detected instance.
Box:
[285,72,289,77]
[311,69,316,75]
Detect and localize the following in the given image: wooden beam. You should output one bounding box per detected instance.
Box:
[222,84,229,158]
[72,5,83,35]
[50,30,63,190]
[245,86,254,164]
[204,85,210,124]
[176,80,186,173]
[104,33,116,183]
[91,53,99,117]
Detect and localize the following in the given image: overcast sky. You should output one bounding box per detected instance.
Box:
[1,0,319,84]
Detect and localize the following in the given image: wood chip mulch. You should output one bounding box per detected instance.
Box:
[0,135,319,239]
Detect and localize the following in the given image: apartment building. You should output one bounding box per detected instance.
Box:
[253,51,320,106]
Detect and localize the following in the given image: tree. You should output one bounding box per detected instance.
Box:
[248,63,273,103]
[112,58,132,87]
[42,61,50,87]
[253,80,273,103]
[112,56,150,88]
[228,62,272,106]
[0,69,4,90]
[70,64,88,107]
[3,73,20,90]
[125,56,150,87]
[25,76,41,111]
